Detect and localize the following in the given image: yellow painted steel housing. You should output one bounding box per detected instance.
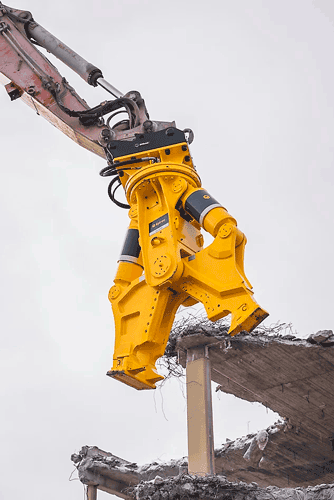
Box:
[107,139,268,390]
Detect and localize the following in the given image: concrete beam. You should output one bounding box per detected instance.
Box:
[87,485,97,500]
[79,469,132,499]
[186,345,215,476]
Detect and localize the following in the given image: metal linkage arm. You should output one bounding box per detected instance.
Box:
[25,20,123,98]
[0,3,176,162]
[2,2,123,96]
[0,2,113,157]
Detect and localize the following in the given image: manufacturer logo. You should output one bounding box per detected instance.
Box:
[149,214,169,236]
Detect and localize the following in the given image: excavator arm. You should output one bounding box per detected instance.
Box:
[0,3,172,155]
[0,2,269,391]
[0,3,108,156]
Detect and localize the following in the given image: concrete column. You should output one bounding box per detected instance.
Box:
[186,345,215,476]
[87,485,97,500]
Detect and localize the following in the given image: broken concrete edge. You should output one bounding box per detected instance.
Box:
[71,445,187,485]
[71,420,283,471]
[132,474,334,500]
[163,319,334,372]
[71,444,334,499]
[164,318,334,360]
[71,415,333,496]
[215,420,283,460]
[70,423,283,489]
[160,317,334,392]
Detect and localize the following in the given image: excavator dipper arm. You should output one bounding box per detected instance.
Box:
[0,3,171,155]
[0,3,110,156]
[0,2,269,391]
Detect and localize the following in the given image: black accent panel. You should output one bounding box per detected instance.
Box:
[121,229,141,258]
[149,213,169,236]
[107,127,186,157]
[184,189,220,223]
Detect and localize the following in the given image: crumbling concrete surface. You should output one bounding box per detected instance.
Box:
[133,475,334,500]
[72,446,334,499]
[71,446,186,499]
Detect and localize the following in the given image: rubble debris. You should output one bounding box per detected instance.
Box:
[243,430,269,466]
[72,446,185,498]
[307,330,334,347]
[131,474,334,500]
[214,420,317,487]
[72,446,334,499]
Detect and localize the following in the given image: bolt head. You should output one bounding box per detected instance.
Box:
[143,120,153,131]
[19,11,31,19]
[109,285,121,301]
[218,223,232,239]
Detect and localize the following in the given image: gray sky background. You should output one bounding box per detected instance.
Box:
[1,1,334,499]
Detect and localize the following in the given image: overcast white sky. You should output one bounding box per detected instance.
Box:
[1,1,334,499]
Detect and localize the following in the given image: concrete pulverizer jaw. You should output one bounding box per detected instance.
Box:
[105,127,269,390]
[180,189,269,336]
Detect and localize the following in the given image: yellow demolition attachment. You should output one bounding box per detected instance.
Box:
[106,132,268,390]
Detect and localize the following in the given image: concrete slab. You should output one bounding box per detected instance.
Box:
[73,327,334,496]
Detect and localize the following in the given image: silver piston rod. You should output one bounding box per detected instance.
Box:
[27,22,123,98]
